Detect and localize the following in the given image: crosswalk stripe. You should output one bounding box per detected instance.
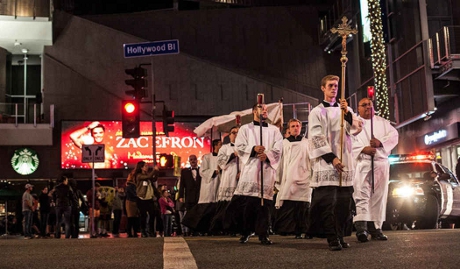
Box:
[163,237,198,269]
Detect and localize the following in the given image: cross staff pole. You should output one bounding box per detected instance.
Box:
[257,93,264,206]
[368,86,375,193]
[235,115,241,181]
[331,17,358,186]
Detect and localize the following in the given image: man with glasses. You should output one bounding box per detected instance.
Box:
[352,97,398,242]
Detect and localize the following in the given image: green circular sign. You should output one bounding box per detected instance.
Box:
[11,148,39,175]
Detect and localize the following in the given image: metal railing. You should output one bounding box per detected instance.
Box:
[0,102,54,127]
[429,26,460,68]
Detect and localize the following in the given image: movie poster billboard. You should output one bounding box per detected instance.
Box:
[61,121,211,169]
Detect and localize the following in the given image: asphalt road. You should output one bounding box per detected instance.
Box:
[1,229,460,269]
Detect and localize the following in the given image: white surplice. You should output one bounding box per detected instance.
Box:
[275,137,312,208]
[233,122,283,200]
[308,104,362,187]
[198,153,220,204]
[352,115,399,226]
[217,143,241,201]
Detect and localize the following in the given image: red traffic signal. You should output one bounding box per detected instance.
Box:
[124,102,136,114]
[122,100,140,138]
[367,86,375,99]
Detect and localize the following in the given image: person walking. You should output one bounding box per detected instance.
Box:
[307,75,362,251]
[210,126,241,233]
[224,103,283,245]
[274,119,312,239]
[352,97,399,242]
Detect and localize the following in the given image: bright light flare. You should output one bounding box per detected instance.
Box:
[124,102,136,114]
[392,185,424,197]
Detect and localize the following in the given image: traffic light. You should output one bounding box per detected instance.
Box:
[158,154,174,169]
[121,100,140,138]
[162,107,175,137]
[125,67,148,100]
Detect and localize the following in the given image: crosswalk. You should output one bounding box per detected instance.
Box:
[163,237,198,269]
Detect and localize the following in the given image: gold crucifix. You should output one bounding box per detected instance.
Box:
[330,16,358,186]
[330,16,358,64]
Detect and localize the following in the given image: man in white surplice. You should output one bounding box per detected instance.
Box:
[274,118,312,239]
[216,126,241,202]
[224,103,283,245]
[352,97,398,242]
[209,126,241,233]
[307,75,362,251]
[199,139,223,205]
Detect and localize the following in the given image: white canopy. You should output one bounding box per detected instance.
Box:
[193,101,283,137]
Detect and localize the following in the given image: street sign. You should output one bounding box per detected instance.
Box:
[82,144,105,163]
[124,39,179,58]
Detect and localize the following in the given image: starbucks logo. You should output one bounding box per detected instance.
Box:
[11,148,39,175]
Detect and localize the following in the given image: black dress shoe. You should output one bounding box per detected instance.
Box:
[328,240,342,251]
[340,240,350,248]
[371,233,388,241]
[259,236,273,245]
[239,235,250,243]
[356,231,369,243]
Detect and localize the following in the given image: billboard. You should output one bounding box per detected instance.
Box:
[61,121,211,169]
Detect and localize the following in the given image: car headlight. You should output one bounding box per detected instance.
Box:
[392,185,424,197]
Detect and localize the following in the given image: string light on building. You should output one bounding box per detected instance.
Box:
[368,0,389,120]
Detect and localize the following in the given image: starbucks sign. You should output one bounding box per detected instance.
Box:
[11,148,39,175]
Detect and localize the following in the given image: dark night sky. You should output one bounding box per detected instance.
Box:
[70,0,335,15]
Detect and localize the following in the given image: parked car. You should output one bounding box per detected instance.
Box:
[383,153,460,230]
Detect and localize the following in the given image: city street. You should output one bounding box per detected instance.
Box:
[1,229,460,269]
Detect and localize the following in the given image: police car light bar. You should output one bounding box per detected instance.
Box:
[389,153,435,163]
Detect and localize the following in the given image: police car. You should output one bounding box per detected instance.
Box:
[383,153,460,230]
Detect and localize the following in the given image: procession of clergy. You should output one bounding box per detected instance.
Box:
[179,74,399,251]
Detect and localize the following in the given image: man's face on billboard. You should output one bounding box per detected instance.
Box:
[91,127,104,143]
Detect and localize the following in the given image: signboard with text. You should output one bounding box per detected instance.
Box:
[82,144,105,163]
[61,121,210,169]
[123,40,179,58]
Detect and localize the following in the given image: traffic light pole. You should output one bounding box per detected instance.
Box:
[148,63,157,167]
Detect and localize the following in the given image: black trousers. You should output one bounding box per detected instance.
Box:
[112,209,122,234]
[224,195,272,238]
[70,207,80,238]
[137,199,163,234]
[307,186,353,242]
[127,217,140,236]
